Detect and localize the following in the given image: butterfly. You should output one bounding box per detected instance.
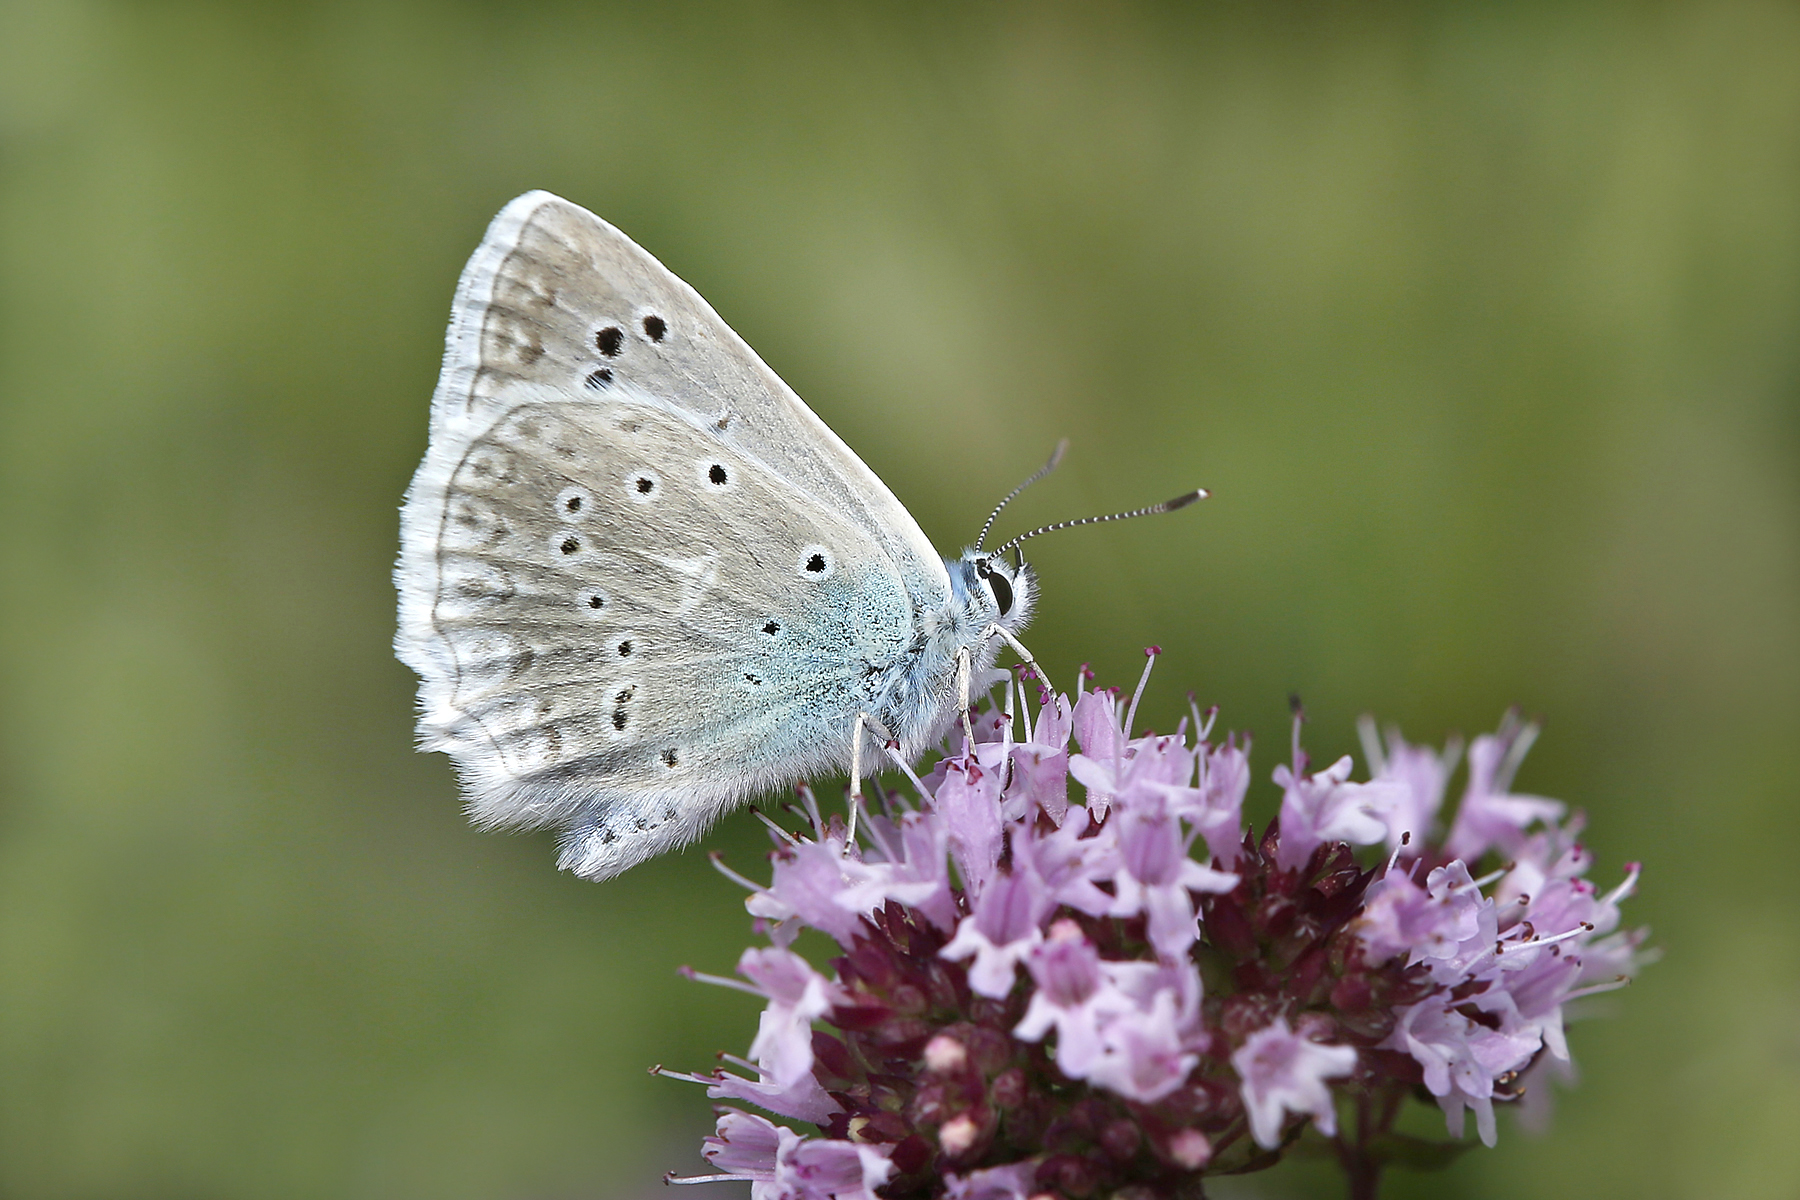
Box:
[395,191,1198,880]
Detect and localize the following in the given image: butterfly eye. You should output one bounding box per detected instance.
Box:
[982,565,1015,616]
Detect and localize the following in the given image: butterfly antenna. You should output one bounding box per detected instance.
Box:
[975,439,1069,551]
[987,488,1208,559]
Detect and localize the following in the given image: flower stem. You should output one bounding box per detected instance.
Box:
[1334,1093,1385,1200]
[1343,1154,1383,1200]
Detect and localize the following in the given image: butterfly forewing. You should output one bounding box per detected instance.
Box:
[460,192,938,571]
[397,192,950,878]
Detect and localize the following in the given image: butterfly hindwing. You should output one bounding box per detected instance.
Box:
[424,392,904,801]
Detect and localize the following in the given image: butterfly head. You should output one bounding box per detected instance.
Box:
[952,548,1035,637]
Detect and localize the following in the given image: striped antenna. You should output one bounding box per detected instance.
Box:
[974,439,1069,551]
[986,488,1208,560]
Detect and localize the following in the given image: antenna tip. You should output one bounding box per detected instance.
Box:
[1050,437,1070,465]
[1163,489,1208,511]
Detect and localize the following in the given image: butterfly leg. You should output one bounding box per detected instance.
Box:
[848,711,896,851]
[954,646,980,753]
[982,623,1054,696]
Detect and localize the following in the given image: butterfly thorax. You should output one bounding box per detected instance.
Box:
[862,552,1034,761]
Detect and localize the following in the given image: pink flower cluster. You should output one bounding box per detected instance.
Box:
[666,658,1649,1199]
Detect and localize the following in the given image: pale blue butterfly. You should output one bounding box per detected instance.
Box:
[395,192,1199,880]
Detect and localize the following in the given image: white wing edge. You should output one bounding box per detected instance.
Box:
[395,191,568,749]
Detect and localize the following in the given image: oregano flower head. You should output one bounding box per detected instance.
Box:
[665,655,1649,1200]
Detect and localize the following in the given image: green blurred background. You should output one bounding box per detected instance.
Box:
[2,2,1796,1197]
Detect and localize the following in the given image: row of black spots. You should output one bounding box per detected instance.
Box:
[738,615,779,688]
[569,596,638,657]
[611,683,636,731]
[593,314,667,357]
[550,472,660,553]
[552,472,665,527]
[553,463,728,525]
[626,461,731,496]
[584,314,667,388]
